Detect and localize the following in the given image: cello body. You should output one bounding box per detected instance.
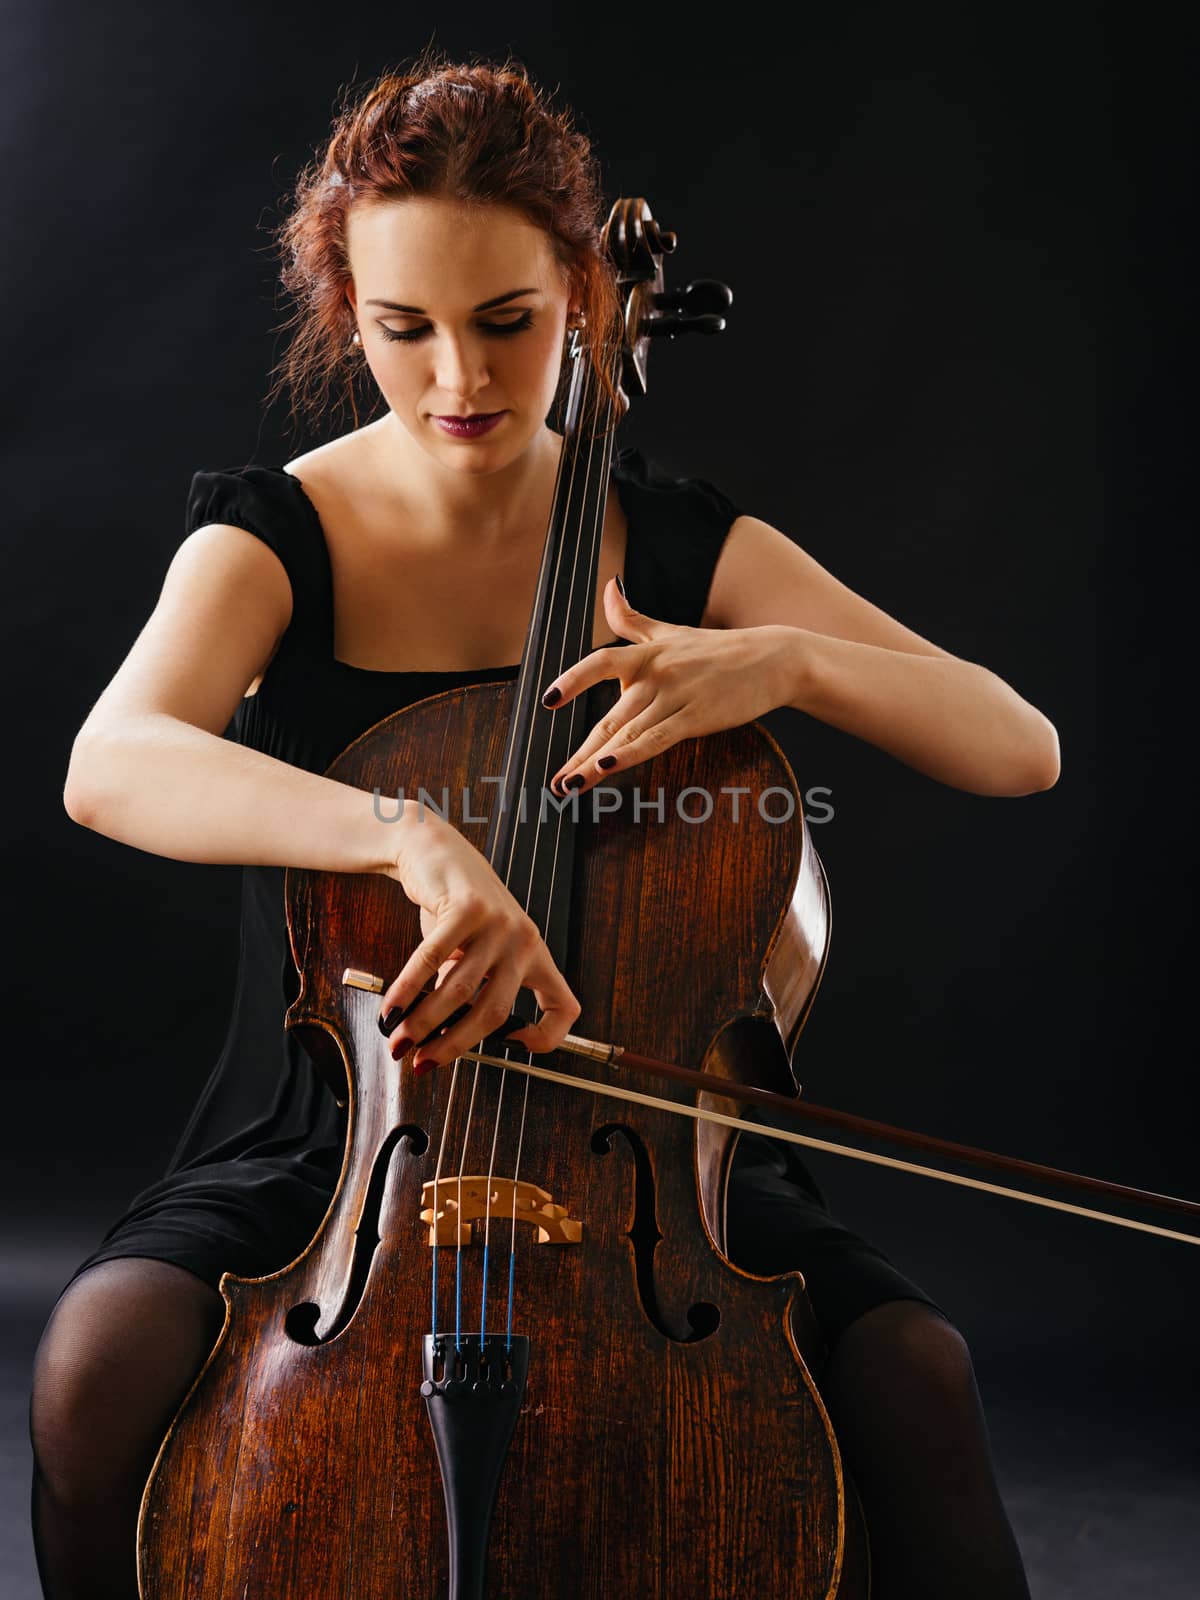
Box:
[138,195,872,1597]
[137,679,867,1597]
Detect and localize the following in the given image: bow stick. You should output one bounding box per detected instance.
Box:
[443,1031,1200,1248]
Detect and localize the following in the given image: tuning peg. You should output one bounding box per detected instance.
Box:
[653,279,733,316]
[646,219,677,254]
[645,312,726,339]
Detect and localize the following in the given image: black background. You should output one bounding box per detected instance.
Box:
[5,0,1196,1437]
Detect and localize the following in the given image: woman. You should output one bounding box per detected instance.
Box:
[30,55,1056,1600]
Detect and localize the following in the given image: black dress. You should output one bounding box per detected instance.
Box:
[66,445,942,1354]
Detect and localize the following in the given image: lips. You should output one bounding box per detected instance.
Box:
[433,411,506,439]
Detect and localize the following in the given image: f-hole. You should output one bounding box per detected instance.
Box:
[285,1123,429,1346]
[592,1122,720,1344]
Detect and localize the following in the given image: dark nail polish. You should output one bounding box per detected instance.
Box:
[597,755,617,770]
[379,997,422,1036]
[541,686,561,707]
[563,774,585,791]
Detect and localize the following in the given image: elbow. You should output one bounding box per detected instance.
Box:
[63,776,100,829]
[978,717,1059,798]
[1019,718,1061,794]
[63,767,98,830]
[63,729,113,829]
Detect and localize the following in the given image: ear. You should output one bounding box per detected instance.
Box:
[564,266,585,327]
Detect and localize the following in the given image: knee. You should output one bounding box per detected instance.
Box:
[30,1289,119,1511]
[29,1259,223,1512]
[831,1298,979,1409]
[887,1302,977,1402]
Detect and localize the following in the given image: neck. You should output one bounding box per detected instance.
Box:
[365,413,565,554]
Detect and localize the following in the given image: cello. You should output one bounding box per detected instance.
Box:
[137,197,867,1597]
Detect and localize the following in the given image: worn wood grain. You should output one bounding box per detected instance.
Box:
[138,679,866,1598]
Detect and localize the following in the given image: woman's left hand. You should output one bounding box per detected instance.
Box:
[541,578,803,795]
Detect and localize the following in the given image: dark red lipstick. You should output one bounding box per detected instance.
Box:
[433,411,506,439]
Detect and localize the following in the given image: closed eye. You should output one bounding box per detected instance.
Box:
[380,310,535,344]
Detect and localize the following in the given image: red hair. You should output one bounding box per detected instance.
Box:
[266,51,623,435]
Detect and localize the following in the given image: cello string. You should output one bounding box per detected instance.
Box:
[430,346,587,1347]
[495,346,617,1338]
[427,1056,465,1345]
[439,337,614,1346]
[478,1056,509,1345]
[477,336,600,1337]
[506,1075,532,1353]
[512,353,617,1057]
[453,1059,485,1350]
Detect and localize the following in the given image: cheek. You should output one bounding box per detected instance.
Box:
[362,348,416,406]
[515,325,567,397]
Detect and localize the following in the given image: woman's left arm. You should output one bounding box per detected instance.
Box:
[703,515,1060,796]
[544,514,1060,800]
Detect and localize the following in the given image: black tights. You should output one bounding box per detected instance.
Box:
[30,1260,226,1600]
[29,1258,1029,1599]
[820,1299,1030,1598]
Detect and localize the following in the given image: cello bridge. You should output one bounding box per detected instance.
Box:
[419,1177,582,1247]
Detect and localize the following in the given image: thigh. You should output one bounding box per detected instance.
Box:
[31,1256,226,1496]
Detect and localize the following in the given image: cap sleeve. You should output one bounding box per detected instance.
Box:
[184,465,329,648]
[613,447,742,627]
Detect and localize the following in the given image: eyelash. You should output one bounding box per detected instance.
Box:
[380,310,536,344]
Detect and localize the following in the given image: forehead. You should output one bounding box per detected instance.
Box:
[346,196,562,301]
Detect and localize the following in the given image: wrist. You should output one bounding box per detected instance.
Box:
[768,624,819,712]
[359,792,430,879]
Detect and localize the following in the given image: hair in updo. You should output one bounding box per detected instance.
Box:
[266,51,623,434]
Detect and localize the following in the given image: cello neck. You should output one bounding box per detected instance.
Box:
[483,337,620,969]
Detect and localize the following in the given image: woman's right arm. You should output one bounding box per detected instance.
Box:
[64,522,396,873]
[64,523,580,1059]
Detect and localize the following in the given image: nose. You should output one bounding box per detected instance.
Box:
[433,332,489,403]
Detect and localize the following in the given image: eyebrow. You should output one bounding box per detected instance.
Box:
[364,287,541,314]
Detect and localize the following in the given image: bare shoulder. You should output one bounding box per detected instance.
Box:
[703,512,957,660]
[283,424,376,496]
[282,424,412,563]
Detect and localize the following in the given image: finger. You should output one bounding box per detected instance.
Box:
[420,950,580,1063]
[499,953,582,1055]
[553,690,680,795]
[377,904,493,1028]
[410,964,526,1072]
[562,706,695,795]
[436,949,467,985]
[540,642,645,712]
[602,574,661,643]
[549,683,658,795]
[388,933,509,1058]
[378,942,449,1031]
[377,953,465,1039]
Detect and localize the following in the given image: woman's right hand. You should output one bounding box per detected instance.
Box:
[377,804,581,1072]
